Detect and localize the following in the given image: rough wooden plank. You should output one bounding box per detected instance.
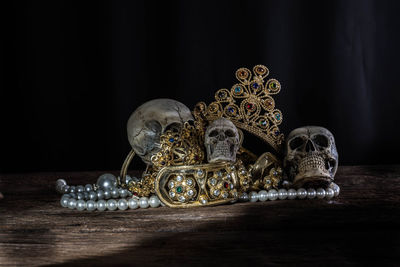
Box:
[0,166,399,266]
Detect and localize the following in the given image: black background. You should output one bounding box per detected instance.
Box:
[2,0,400,173]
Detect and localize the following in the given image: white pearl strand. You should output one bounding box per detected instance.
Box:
[240,184,340,202]
[56,174,340,210]
[56,175,162,211]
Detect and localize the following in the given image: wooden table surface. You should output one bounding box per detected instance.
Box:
[1,165,399,266]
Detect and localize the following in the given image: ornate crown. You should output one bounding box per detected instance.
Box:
[194,65,284,152]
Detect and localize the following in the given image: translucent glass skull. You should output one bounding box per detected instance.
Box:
[127,99,194,165]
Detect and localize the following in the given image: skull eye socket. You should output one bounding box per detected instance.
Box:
[225,130,235,137]
[289,137,305,150]
[144,120,162,134]
[209,130,218,137]
[313,134,329,148]
[165,122,182,133]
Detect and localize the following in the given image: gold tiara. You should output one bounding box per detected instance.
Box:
[194,65,284,152]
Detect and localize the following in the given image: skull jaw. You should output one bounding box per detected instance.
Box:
[293,169,333,188]
[207,142,237,163]
[209,154,236,163]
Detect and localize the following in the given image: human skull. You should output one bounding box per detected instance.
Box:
[205,118,240,163]
[127,99,194,165]
[284,126,338,188]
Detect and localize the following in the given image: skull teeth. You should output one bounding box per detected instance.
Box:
[298,154,326,173]
[211,143,233,159]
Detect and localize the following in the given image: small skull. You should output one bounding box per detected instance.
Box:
[205,118,240,163]
[127,99,194,165]
[284,126,338,188]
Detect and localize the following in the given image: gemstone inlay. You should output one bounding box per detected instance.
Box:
[210,178,217,186]
[213,189,220,196]
[246,103,254,110]
[197,169,204,177]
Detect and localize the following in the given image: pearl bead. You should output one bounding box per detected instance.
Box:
[307,188,316,199]
[139,197,149,208]
[258,190,268,202]
[297,188,307,199]
[107,199,118,211]
[278,189,288,200]
[124,175,133,185]
[287,189,297,199]
[56,179,67,193]
[119,189,128,198]
[104,190,111,199]
[69,186,76,193]
[83,191,89,200]
[85,184,93,192]
[128,198,139,209]
[67,198,77,209]
[268,189,279,201]
[316,188,326,199]
[118,199,129,210]
[62,185,70,193]
[149,195,161,207]
[76,200,86,211]
[69,192,76,199]
[325,188,334,199]
[76,185,85,193]
[249,191,259,202]
[60,195,70,207]
[111,188,119,198]
[88,191,97,200]
[239,192,249,202]
[96,173,117,191]
[97,190,105,200]
[76,192,84,200]
[331,183,340,196]
[97,200,107,211]
[86,200,97,211]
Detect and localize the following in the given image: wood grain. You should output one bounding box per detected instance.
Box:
[0,166,399,266]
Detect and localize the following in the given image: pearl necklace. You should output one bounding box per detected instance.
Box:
[56,174,340,211]
[240,185,340,203]
[56,176,162,211]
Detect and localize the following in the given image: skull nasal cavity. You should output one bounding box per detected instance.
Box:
[218,134,226,141]
[306,140,316,152]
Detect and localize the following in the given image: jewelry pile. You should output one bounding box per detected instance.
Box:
[56,65,340,211]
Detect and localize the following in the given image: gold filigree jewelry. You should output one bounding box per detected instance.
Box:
[150,121,204,169]
[124,121,205,197]
[155,160,251,208]
[194,65,284,152]
[249,152,283,191]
